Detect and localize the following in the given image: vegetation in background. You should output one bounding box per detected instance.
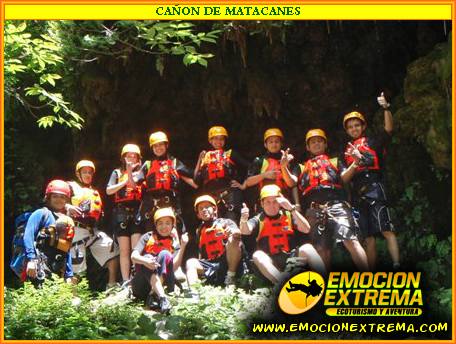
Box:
[4,20,221,129]
[3,21,452,339]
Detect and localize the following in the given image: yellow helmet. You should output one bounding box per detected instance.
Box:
[153,207,176,224]
[75,160,95,174]
[208,126,228,141]
[260,184,281,200]
[149,131,169,146]
[343,111,366,129]
[305,129,327,143]
[264,128,284,142]
[121,144,141,158]
[194,195,217,211]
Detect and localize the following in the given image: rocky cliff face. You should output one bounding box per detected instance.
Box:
[7,21,452,233]
[73,22,450,165]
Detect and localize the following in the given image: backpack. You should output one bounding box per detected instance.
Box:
[10,208,50,280]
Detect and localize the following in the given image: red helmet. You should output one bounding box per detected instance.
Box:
[45,180,71,198]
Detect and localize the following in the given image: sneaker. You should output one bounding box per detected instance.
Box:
[120,279,131,290]
[146,293,160,310]
[224,274,236,286]
[105,282,121,292]
[159,296,172,314]
[183,289,200,303]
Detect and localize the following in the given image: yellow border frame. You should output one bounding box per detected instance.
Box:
[0,1,454,343]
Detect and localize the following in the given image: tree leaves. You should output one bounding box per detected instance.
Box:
[4,21,84,130]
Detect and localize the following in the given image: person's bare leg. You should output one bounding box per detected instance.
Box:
[344,240,369,271]
[131,233,142,250]
[298,244,326,276]
[106,257,119,285]
[364,236,377,270]
[117,236,131,281]
[225,236,242,274]
[150,273,165,298]
[185,258,204,287]
[382,231,400,267]
[252,250,281,284]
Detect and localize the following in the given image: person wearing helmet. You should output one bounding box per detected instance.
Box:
[131,208,188,313]
[243,128,299,208]
[194,126,249,222]
[342,93,399,271]
[134,131,197,236]
[281,129,369,272]
[23,180,75,285]
[185,194,242,289]
[106,144,143,285]
[239,185,326,283]
[66,160,120,290]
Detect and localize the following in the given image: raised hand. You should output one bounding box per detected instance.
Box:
[280,148,294,167]
[377,91,390,109]
[276,196,293,211]
[181,232,189,246]
[344,142,363,162]
[240,202,250,222]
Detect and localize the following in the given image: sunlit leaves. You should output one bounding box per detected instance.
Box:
[4,21,84,129]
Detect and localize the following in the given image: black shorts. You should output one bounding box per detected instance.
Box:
[354,182,395,237]
[198,256,229,286]
[112,205,142,237]
[305,201,359,250]
[209,187,243,222]
[131,250,175,300]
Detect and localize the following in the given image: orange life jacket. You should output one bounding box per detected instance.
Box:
[259,157,287,191]
[198,222,228,260]
[145,159,179,192]
[344,137,380,171]
[114,169,142,203]
[201,149,235,184]
[298,155,342,195]
[257,212,294,255]
[69,182,102,221]
[144,233,175,255]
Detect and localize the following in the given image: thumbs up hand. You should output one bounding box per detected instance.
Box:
[377,92,390,109]
[240,202,249,222]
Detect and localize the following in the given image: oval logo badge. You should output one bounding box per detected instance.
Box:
[278,271,325,315]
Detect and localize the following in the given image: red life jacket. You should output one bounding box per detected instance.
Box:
[69,182,103,222]
[201,149,235,184]
[298,155,342,195]
[257,212,294,255]
[344,137,380,171]
[259,157,287,191]
[114,169,142,203]
[198,222,228,260]
[144,233,175,255]
[145,159,179,192]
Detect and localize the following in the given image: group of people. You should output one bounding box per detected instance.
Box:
[19,93,400,314]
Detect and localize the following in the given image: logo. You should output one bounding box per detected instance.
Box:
[278,271,325,315]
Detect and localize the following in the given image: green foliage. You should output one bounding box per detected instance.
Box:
[149,285,271,340]
[52,20,220,75]
[428,287,452,321]
[4,279,273,340]
[4,21,84,129]
[396,182,431,228]
[4,279,156,340]
[4,20,221,129]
